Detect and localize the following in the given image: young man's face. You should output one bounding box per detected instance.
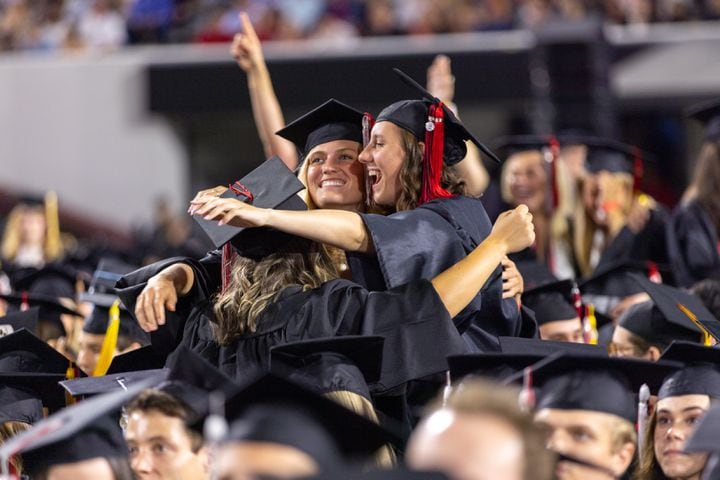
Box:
[76,332,104,375]
[125,409,207,480]
[535,408,635,480]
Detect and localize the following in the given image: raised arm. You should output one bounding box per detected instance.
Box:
[231,12,297,169]
[190,196,373,253]
[432,205,535,317]
[426,54,488,196]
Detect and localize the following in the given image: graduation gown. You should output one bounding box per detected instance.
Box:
[667,200,720,287]
[348,195,533,352]
[115,257,467,393]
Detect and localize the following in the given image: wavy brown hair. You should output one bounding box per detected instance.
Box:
[212,238,339,345]
[634,408,671,480]
[393,129,466,212]
[692,143,720,235]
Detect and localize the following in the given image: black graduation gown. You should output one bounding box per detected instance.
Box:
[348,195,532,352]
[667,200,720,287]
[593,207,670,275]
[115,257,467,393]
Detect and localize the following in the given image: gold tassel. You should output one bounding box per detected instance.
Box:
[92,299,120,376]
[43,191,63,261]
[676,303,713,346]
[65,362,76,405]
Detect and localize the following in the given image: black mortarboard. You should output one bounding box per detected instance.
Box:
[686,98,720,142]
[0,307,39,336]
[377,68,499,165]
[447,352,544,382]
[80,294,148,345]
[629,273,720,342]
[657,341,720,400]
[0,329,72,411]
[0,292,82,336]
[523,279,578,325]
[160,345,241,417]
[0,378,153,476]
[276,99,365,156]
[618,300,702,349]
[12,263,79,300]
[269,335,384,400]
[0,385,44,424]
[583,138,643,175]
[84,257,138,296]
[492,134,558,158]
[514,354,681,422]
[106,345,166,374]
[498,336,607,357]
[685,405,720,454]
[16,193,46,207]
[193,156,307,251]
[222,374,399,470]
[59,369,168,398]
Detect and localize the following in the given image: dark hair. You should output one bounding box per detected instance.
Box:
[125,389,203,452]
[691,278,720,320]
[32,456,135,480]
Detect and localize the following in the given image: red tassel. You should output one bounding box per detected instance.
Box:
[20,291,29,312]
[632,146,644,194]
[646,261,662,284]
[362,112,375,148]
[420,103,453,205]
[549,135,560,209]
[519,366,536,410]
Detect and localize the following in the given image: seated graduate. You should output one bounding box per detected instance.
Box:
[406,377,554,480]
[117,157,535,389]
[609,274,720,360]
[684,403,720,480]
[634,342,720,480]
[510,352,680,480]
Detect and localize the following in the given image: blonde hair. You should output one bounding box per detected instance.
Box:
[212,238,338,345]
[1,191,63,263]
[0,421,31,475]
[324,390,397,469]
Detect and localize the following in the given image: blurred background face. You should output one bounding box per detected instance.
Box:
[304,139,364,211]
[503,150,547,213]
[215,442,318,480]
[19,207,46,245]
[535,408,634,480]
[125,409,207,480]
[653,394,711,480]
[581,171,632,227]
[407,409,525,480]
[539,318,584,343]
[76,331,104,374]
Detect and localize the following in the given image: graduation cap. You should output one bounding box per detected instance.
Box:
[106,345,166,374]
[59,369,168,398]
[657,341,720,400]
[492,134,559,157]
[12,263,80,300]
[498,336,607,357]
[276,98,365,156]
[81,293,148,345]
[221,374,400,470]
[0,292,82,337]
[269,335,384,400]
[523,280,578,326]
[685,404,720,454]
[193,156,307,251]
[628,273,720,343]
[686,98,720,142]
[0,376,154,476]
[0,307,39,337]
[509,353,681,422]
[15,193,46,207]
[582,138,647,183]
[0,385,44,424]
[447,352,545,382]
[84,257,138,296]
[617,300,702,350]
[0,329,73,412]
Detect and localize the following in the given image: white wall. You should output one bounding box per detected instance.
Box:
[0,49,188,231]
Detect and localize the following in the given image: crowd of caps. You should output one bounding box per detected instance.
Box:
[2,50,720,480]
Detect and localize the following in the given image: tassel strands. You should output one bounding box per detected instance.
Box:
[420,103,453,205]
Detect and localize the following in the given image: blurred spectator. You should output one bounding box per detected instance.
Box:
[77,0,126,51]
[125,0,173,44]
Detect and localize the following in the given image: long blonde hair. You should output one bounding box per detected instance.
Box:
[1,192,63,263]
[212,238,338,345]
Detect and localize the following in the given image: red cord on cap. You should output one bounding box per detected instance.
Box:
[549,135,560,210]
[420,103,453,205]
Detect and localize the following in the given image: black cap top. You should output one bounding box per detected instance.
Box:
[85,257,138,296]
[81,297,149,345]
[492,134,558,158]
[518,354,681,422]
[0,307,40,337]
[276,99,365,156]
[629,274,720,343]
[1,292,82,337]
[0,378,153,475]
[686,98,720,142]
[685,405,720,454]
[269,335,384,400]
[222,374,399,470]
[657,341,720,400]
[0,385,44,424]
[60,369,168,397]
[498,336,607,357]
[523,279,579,326]
[106,345,166,374]
[193,156,308,252]
[12,263,79,300]
[376,68,499,165]
[618,300,702,349]
[447,352,544,382]
[583,138,643,175]
[0,328,70,375]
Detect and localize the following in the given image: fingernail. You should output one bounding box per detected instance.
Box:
[217,220,225,226]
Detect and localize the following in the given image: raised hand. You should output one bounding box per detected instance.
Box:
[427,54,455,107]
[135,275,178,332]
[188,185,228,215]
[230,12,264,74]
[501,256,524,301]
[490,205,536,254]
[189,195,270,228]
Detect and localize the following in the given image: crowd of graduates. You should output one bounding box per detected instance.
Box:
[2,12,720,480]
